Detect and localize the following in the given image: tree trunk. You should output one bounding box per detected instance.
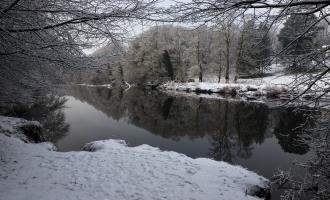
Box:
[118,63,125,85]
[162,50,174,80]
[218,66,222,83]
[225,30,230,83]
[197,40,203,82]
[199,64,203,82]
[234,31,244,83]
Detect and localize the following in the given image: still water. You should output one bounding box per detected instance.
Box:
[51,86,315,199]
[55,86,314,175]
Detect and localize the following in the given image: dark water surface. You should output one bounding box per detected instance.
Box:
[53,86,315,199]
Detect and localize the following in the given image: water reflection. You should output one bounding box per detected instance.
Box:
[3,86,319,200]
[2,91,70,143]
[272,107,314,155]
[53,86,322,200]
[209,101,269,162]
[59,86,316,162]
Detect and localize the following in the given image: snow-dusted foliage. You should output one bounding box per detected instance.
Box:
[0,116,41,142]
[0,116,268,200]
[0,0,158,101]
[123,23,274,85]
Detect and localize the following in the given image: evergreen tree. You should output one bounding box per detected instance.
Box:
[162,50,175,80]
[255,23,272,74]
[238,20,272,75]
[238,19,257,75]
[278,14,320,71]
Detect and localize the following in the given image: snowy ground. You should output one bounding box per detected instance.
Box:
[237,73,294,86]
[158,64,293,100]
[159,76,290,100]
[0,116,41,142]
[76,81,132,91]
[159,71,329,102]
[0,116,268,200]
[159,59,330,102]
[76,83,112,88]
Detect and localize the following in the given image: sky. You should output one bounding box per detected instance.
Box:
[83,0,191,55]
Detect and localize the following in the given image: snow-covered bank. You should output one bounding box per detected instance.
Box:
[159,80,289,100]
[0,116,269,200]
[0,116,43,143]
[76,83,112,88]
[76,81,133,90]
[159,71,330,103]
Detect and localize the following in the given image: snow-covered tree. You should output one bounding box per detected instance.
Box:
[238,19,272,76]
[0,0,158,102]
[278,14,321,71]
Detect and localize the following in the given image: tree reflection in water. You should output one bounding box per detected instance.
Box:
[63,86,316,162]
[272,107,316,155]
[209,100,269,162]
[2,90,69,143]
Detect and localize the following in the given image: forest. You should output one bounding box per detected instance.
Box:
[71,15,329,86]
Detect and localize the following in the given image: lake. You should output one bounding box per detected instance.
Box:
[51,86,316,199]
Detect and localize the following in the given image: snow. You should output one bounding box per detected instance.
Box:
[266,63,286,74]
[123,81,132,91]
[237,74,294,86]
[158,71,330,106]
[76,82,134,91]
[159,71,327,102]
[76,83,112,88]
[159,78,289,99]
[0,116,41,142]
[0,116,268,200]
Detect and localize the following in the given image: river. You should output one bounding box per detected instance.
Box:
[21,85,318,199]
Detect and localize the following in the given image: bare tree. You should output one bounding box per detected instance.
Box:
[0,0,161,104]
[171,0,330,104]
[0,0,159,84]
[223,22,232,83]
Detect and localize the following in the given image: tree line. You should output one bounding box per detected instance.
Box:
[82,13,328,86]
[124,20,274,84]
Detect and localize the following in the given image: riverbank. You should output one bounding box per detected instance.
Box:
[158,74,293,100]
[158,72,330,103]
[159,81,289,100]
[0,116,268,200]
